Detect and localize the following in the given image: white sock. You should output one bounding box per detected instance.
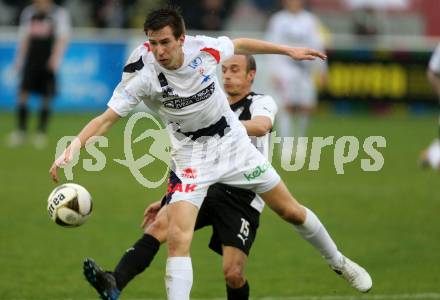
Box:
[293,207,343,268]
[165,257,193,300]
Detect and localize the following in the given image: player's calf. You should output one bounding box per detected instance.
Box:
[259,181,306,225]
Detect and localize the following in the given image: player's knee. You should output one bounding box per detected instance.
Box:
[223,265,246,288]
[145,219,167,244]
[167,224,193,255]
[278,204,306,225]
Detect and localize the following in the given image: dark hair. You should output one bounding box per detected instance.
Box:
[144,7,185,39]
[245,55,256,73]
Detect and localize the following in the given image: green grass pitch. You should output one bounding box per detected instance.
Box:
[1,111,439,299]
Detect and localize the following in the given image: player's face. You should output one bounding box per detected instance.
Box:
[283,0,304,12]
[148,26,185,70]
[222,55,255,97]
[33,0,52,10]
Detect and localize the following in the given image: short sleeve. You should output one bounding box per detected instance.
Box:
[18,6,32,40]
[107,44,153,117]
[54,7,71,39]
[107,71,151,117]
[429,44,440,75]
[196,35,235,63]
[249,95,278,124]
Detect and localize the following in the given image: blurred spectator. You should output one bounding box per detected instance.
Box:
[124,0,164,28]
[251,0,280,13]
[7,0,70,148]
[1,0,31,25]
[265,0,327,156]
[225,0,268,31]
[91,0,137,28]
[173,0,236,31]
[345,0,409,36]
[352,6,380,36]
[1,0,66,25]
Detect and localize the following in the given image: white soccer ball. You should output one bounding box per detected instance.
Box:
[47,183,93,227]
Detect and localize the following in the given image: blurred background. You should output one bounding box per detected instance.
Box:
[1,0,440,299]
[0,0,439,113]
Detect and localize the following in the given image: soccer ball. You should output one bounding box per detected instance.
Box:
[47,183,93,227]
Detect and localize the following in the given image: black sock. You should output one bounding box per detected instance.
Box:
[38,107,50,133]
[227,281,249,300]
[112,234,160,290]
[18,104,28,131]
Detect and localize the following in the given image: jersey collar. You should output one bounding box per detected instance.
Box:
[229,92,256,112]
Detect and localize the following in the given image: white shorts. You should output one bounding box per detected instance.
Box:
[166,124,281,208]
[275,65,317,108]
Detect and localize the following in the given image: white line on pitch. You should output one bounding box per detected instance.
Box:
[10,293,440,300]
[116,292,440,300]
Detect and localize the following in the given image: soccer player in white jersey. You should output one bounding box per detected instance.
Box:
[83,54,276,300]
[420,43,440,169]
[265,0,327,149]
[49,7,372,299]
[82,54,371,300]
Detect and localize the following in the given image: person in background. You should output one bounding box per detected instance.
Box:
[265,0,327,157]
[420,43,440,170]
[8,0,70,149]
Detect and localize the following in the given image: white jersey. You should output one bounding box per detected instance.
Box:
[230,92,278,212]
[266,10,326,73]
[230,92,277,158]
[429,43,440,75]
[108,35,281,209]
[108,35,239,151]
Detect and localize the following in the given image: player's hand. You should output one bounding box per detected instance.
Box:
[49,150,70,183]
[49,162,60,183]
[49,138,81,183]
[140,200,162,228]
[288,47,327,61]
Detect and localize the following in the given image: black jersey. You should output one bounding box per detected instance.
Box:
[19,4,70,65]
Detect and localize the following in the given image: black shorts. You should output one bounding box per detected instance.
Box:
[196,183,260,256]
[21,63,56,97]
[161,183,260,256]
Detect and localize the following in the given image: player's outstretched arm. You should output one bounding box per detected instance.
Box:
[233,38,327,61]
[49,108,121,182]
